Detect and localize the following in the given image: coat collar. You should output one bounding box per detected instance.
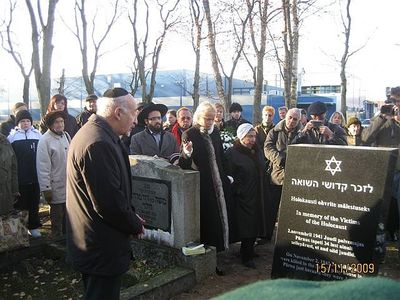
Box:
[90,114,120,144]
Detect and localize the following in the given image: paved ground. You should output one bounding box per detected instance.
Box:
[172,239,400,299]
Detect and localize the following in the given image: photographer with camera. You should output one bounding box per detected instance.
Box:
[293,101,347,145]
[362,87,400,245]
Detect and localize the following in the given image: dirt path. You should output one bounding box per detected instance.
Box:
[172,240,400,299]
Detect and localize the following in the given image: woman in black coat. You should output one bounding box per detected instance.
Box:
[225,123,268,268]
[179,102,232,255]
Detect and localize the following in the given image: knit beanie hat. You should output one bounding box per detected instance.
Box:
[237,123,254,140]
[15,110,32,125]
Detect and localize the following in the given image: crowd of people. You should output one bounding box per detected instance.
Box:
[1,86,400,299]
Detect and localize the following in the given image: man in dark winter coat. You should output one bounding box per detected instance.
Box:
[362,87,400,243]
[130,103,179,160]
[293,101,347,145]
[264,108,302,240]
[66,87,144,300]
[225,102,250,132]
[76,94,98,128]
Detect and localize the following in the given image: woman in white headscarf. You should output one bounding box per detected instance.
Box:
[225,123,268,269]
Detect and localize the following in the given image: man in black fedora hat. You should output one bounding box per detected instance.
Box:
[294,101,347,145]
[130,102,179,161]
[76,94,98,128]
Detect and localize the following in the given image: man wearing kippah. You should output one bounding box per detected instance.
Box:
[76,94,98,128]
[66,88,144,300]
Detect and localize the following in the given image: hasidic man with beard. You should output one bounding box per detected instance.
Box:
[130,103,179,160]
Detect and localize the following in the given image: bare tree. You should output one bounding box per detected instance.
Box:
[339,0,352,114]
[69,0,120,95]
[202,0,225,107]
[129,0,180,103]
[189,0,204,111]
[25,0,59,116]
[0,0,33,107]
[243,0,280,123]
[218,2,253,111]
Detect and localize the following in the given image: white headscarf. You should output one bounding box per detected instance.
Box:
[236,123,254,140]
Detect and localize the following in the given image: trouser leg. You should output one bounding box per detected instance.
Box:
[50,203,66,236]
[82,273,122,300]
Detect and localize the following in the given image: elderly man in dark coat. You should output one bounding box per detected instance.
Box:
[130,103,179,161]
[264,108,303,240]
[66,88,144,300]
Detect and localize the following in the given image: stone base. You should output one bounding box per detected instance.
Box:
[131,240,217,282]
[177,246,217,282]
[120,267,195,300]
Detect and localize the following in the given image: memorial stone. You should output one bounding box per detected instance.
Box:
[130,155,200,249]
[271,144,397,280]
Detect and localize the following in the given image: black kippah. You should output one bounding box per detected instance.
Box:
[103,87,129,98]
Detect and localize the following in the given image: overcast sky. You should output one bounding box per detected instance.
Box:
[0,0,398,105]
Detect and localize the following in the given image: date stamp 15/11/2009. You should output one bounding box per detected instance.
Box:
[316,263,375,275]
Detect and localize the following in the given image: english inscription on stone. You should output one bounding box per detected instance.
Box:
[132,176,171,232]
[271,144,397,280]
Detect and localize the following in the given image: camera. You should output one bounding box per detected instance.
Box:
[380,104,395,115]
[310,120,323,129]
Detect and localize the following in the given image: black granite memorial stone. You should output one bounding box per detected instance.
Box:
[132,176,172,232]
[271,144,397,280]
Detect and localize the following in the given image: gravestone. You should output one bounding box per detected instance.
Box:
[130,155,200,249]
[271,144,398,280]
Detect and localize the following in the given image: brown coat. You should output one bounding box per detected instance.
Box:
[0,133,18,215]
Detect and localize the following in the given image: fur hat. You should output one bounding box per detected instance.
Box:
[137,103,168,125]
[229,102,243,113]
[308,101,327,115]
[346,116,361,128]
[44,111,66,128]
[15,110,32,125]
[237,123,254,140]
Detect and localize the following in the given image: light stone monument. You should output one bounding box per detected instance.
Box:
[129,155,200,248]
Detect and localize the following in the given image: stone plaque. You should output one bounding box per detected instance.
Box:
[132,176,171,232]
[271,144,397,280]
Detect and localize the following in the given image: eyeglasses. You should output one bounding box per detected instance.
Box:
[180,117,192,120]
[148,116,162,121]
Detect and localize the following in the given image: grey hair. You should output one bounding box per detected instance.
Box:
[287,108,301,118]
[193,101,216,125]
[96,95,132,117]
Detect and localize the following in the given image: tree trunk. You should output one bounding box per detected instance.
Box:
[190,0,202,111]
[289,0,299,108]
[340,0,352,115]
[22,74,30,108]
[202,0,225,107]
[26,0,58,116]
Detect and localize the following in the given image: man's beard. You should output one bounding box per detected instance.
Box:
[148,123,162,133]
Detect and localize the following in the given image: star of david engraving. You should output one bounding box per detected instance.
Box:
[325,156,342,176]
